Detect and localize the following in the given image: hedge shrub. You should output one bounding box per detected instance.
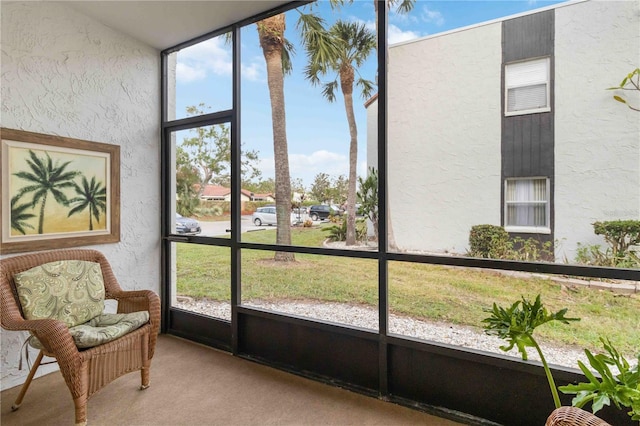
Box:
[468,225,510,258]
[593,220,640,259]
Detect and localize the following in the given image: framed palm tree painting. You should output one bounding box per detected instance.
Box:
[1,128,120,254]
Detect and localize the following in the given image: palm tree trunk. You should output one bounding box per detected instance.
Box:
[37,193,47,234]
[258,15,295,261]
[340,64,358,246]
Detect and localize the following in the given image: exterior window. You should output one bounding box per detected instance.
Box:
[505,178,550,233]
[504,57,550,115]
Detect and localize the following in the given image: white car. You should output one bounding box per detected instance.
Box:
[252,206,298,226]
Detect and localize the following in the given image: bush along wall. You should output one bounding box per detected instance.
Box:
[576,220,640,267]
[468,225,554,261]
[468,225,511,259]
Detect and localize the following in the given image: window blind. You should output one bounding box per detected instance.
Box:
[505,58,549,113]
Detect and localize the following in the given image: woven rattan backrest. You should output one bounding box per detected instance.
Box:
[0,249,122,328]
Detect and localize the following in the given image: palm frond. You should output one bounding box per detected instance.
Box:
[67,202,89,217]
[48,160,75,180]
[322,80,339,103]
[390,0,417,15]
[12,172,43,184]
[303,18,375,101]
[304,63,324,86]
[356,78,376,100]
[25,150,48,179]
[10,195,36,234]
[298,12,340,68]
[50,188,71,206]
[281,38,295,75]
[222,32,232,46]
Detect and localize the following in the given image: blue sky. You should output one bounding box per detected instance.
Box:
[175,0,565,189]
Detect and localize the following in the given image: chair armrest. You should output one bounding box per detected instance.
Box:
[2,316,78,358]
[110,290,160,316]
[110,289,161,358]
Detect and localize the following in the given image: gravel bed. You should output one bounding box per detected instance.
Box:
[175,297,590,369]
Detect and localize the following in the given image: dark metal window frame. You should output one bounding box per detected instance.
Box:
[160,2,638,424]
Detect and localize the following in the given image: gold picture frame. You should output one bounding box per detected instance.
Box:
[1,128,120,254]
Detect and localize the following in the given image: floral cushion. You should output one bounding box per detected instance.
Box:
[29,311,150,349]
[14,260,105,327]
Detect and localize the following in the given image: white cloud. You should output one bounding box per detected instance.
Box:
[176,37,263,83]
[241,61,264,82]
[348,16,420,45]
[290,150,350,180]
[389,6,419,24]
[176,62,206,83]
[421,6,445,26]
[258,150,354,188]
[388,24,421,44]
[348,16,376,32]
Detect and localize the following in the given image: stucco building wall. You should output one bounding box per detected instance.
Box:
[1,2,161,390]
[385,23,503,254]
[554,0,640,261]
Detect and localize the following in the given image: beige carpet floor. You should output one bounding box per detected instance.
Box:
[1,335,464,426]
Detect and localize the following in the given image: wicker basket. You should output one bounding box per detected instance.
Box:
[545,406,612,426]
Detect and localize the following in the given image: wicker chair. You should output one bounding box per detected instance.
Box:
[545,406,612,426]
[0,249,160,425]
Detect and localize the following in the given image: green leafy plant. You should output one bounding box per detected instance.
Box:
[468,224,511,258]
[194,205,224,218]
[357,167,379,242]
[510,237,555,262]
[593,220,640,266]
[608,68,640,112]
[575,242,640,268]
[559,338,640,422]
[482,295,580,409]
[324,220,348,242]
[575,243,612,266]
[324,218,367,242]
[468,225,555,261]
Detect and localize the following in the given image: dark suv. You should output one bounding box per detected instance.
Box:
[308,204,341,221]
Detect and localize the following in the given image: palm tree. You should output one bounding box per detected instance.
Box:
[257,14,295,261]
[255,6,340,261]
[12,150,80,234]
[303,20,376,246]
[10,195,36,235]
[67,176,107,231]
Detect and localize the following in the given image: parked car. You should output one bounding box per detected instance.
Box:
[252,206,297,226]
[308,204,342,221]
[176,213,201,235]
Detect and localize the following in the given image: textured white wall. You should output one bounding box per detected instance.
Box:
[386,23,503,253]
[554,1,640,262]
[366,97,378,173]
[1,2,161,390]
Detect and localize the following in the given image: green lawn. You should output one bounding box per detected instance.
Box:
[175,224,639,356]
